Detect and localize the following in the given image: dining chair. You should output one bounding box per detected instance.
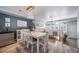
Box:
[17,29,23,44]
[17,29,27,52]
[39,33,48,52]
[22,29,37,53]
[22,29,31,48]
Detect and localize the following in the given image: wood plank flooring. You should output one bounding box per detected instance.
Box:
[48,40,79,53]
[0,39,79,53]
[0,39,16,48]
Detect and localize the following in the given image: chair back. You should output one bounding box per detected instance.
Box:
[17,30,23,43]
[22,29,33,43]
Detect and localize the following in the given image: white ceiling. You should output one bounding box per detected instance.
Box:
[0,6,34,19]
[33,6,79,20]
[0,6,79,20]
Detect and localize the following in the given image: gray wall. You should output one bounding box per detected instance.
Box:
[77,14,79,48]
[0,13,33,32]
[56,18,77,38]
[67,21,77,38]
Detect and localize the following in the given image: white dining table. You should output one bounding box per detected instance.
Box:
[31,31,48,53]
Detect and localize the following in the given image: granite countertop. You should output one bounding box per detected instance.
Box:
[0,31,13,34]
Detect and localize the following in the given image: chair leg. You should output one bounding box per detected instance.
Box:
[31,44,33,53]
[27,42,29,48]
[26,42,28,48]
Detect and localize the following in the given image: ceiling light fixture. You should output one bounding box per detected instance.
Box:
[26,6,35,12]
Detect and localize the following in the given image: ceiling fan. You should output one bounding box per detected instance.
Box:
[26,6,35,12]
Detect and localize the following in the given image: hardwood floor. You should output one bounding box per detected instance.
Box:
[0,39,79,53]
[48,39,79,53]
[0,43,18,53]
[66,38,77,48]
[0,39,16,48]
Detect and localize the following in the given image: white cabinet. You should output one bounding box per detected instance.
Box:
[46,21,67,37]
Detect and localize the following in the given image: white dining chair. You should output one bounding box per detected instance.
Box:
[17,29,27,52]
[39,33,48,52]
[17,29,24,44]
[22,29,37,52]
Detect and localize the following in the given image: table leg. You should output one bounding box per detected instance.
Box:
[37,38,39,53]
[44,40,46,52]
[44,36,46,53]
[44,34,48,53]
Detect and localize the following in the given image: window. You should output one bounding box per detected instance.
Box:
[17,20,27,27]
[5,17,10,27]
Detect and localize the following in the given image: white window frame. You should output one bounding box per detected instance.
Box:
[5,17,10,27]
[17,20,27,27]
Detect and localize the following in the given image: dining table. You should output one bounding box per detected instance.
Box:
[31,31,48,53]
